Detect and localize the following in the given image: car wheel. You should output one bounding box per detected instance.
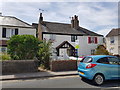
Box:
[93,74,104,85]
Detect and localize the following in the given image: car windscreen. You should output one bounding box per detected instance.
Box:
[80,57,93,63]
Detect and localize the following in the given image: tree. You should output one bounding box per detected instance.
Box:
[94,45,110,55]
[37,40,52,69]
[7,35,39,60]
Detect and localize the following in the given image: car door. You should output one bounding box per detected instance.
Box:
[96,57,112,79]
[108,57,120,79]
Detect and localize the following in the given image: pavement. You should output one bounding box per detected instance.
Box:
[0,70,78,81]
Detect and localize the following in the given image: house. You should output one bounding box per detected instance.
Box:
[106,28,120,55]
[0,15,36,52]
[32,13,104,59]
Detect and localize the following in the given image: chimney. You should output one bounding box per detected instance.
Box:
[71,15,79,29]
[39,13,43,23]
[38,13,43,41]
[71,17,74,28]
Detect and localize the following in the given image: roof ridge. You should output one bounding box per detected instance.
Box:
[44,21,70,25]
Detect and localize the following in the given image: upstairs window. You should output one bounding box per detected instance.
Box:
[71,35,77,42]
[110,37,114,44]
[2,28,18,38]
[50,34,56,41]
[88,37,98,44]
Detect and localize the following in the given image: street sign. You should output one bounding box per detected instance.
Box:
[75,45,80,49]
[75,40,80,49]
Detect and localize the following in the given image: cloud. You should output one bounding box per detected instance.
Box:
[1,2,118,36]
[96,27,117,36]
[2,0,119,2]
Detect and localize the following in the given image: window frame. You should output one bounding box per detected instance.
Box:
[110,37,114,44]
[2,28,18,38]
[71,35,77,42]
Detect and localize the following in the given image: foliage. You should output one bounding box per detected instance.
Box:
[7,35,39,60]
[37,40,52,69]
[94,45,110,55]
[0,53,11,60]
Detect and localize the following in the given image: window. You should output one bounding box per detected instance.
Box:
[50,34,56,41]
[81,57,93,63]
[91,49,95,55]
[0,47,7,53]
[71,35,77,42]
[97,57,109,64]
[110,37,114,44]
[2,28,18,38]
[88,37,98,44]
[108,57,120,65]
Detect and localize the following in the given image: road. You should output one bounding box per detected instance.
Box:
[2,75,120,88]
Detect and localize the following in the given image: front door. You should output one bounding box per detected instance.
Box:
[59,48,67,57]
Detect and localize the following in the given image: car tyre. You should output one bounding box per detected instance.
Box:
[93,74,104,86]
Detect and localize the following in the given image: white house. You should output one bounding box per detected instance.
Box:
[106,28,120,55]
[0,15,36,52]
[33,13,104,59]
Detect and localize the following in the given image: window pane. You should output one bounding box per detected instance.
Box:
[110,37,114,43]
[1,47,7,52]
[11,29,15,36]
[71,35,77,42]
[81,57,93,63]
[97,57,109,64]
[6,29,11,38]
[108,57,120,65]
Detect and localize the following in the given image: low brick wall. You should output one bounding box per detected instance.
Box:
[50,60,79,71]
[2,60,39,75]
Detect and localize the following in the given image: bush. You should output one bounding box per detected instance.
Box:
[0,53,11,60]
[37,40,52,69]
[94,45,110,55]
[7,35,39,60]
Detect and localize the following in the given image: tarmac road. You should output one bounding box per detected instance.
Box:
[2,75,120,89]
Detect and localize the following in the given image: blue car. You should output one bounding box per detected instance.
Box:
[78,55,120,85]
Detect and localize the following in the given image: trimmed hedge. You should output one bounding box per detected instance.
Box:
[50,60,80,71]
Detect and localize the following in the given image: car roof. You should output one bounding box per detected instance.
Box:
[85,55,116,62]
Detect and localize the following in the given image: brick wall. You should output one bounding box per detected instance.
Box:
[50,60,79,71]
[2,60,39,74]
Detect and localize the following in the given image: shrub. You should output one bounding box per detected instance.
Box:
[0,53,11,60]
[7,35,39,60]
[37,40,52,69]
[94,45,110,55]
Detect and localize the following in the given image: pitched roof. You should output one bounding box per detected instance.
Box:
[33,21,103,36]
[106,28,120,37]
[0,16,33,28]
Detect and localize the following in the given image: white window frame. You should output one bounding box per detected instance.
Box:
[6,28,16,38]
[110,37,114,44]
[50,34,56,41]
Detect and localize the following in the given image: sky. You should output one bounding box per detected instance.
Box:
[1,0,119,36]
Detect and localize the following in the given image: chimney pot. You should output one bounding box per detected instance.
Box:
[71,15,79,29]
[39,13,43,23]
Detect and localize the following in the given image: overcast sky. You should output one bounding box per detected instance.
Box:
[1,1,119,36]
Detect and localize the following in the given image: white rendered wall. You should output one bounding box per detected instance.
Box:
[19,28,36,37]
[1,26,36,41]
[106,36,119,55]
[43,34,103,57]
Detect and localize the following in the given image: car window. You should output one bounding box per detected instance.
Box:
[80,57,93,63]
[97,57,109,64]
[108,57,120,65]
